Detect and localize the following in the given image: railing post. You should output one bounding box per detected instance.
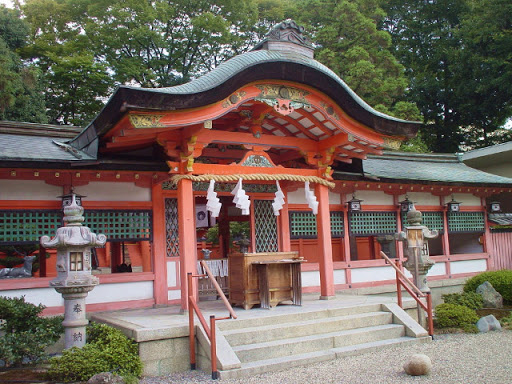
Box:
[188,273,196,370]
[426,291,434,338]
[395,259,402,308]
[210,315,218,380]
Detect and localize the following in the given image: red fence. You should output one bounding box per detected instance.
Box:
[489,232,512,270]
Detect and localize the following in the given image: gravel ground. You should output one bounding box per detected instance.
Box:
[140,331,512,384]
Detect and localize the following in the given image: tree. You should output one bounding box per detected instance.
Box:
[382,0,512,152]
[0,5,47,123]
[291,0,421,122]
[71,0,260,87]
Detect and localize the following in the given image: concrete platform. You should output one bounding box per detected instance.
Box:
[90,293,421,376]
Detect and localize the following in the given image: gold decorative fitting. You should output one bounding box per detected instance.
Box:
[75,172,80,178]
[55,172,60,178]
[129,114,165,128]
[96,173,101,178]
[135,174,140,179]
[204,120,212,129]
[10,171,16,176]
[34,171,39,177]
[115,174,121,179]
[255,85,309,103]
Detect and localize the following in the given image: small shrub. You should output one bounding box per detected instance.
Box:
[0,296,63,367]
[442,292,484,310]
[434,303,479,329]
[500,313,512,330]
[463,270,512,303]
[46,322,142,382]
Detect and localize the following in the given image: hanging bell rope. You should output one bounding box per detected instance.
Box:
[170,173,335,189]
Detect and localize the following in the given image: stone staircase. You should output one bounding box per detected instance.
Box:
[195,302,431,379]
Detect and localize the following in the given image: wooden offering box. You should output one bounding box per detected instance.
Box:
[228,251,303,310]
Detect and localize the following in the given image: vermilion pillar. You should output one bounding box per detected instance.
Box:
[178,178,197,310]
[151,183,168,305]
[315,183,335,298]
[279,190,291,252]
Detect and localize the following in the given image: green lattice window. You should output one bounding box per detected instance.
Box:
[254,200,278,252]
[165,198,179,257]
[349,211,397,236]
[448,211,485,233]
[401,211,445,233]
[289,211,344,239]
[0,210,62,244]
[84,210,152,242]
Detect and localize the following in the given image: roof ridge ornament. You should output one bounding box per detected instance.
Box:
[252,19,315,58]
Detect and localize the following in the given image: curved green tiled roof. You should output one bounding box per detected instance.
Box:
[124,50,412,125]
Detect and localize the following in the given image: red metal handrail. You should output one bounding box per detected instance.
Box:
[188,260,237,380]
[380,251,434,337]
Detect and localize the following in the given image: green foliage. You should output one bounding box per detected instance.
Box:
[500,312,512,330]
[0,296,63,367]
[442,292,484,310]
[382,0,512,152]
[46,322,142,382]
[434,303,479,329]
[293,0,419,118]
[0,5,47,123]
[463,270,512,303]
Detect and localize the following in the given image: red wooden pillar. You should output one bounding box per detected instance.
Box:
[178,178,197,310]
[151,183,168,305]
[440,196,452,277]
[482,197,494,270]
[315,183,335,298]
[342,198,352,287]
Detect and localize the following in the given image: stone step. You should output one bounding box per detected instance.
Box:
[223,311,392,346]
[219,336,429,380]
[217,303,383,331]
[232,323,405,363]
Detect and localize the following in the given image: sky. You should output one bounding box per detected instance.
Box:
[1,1,16,8]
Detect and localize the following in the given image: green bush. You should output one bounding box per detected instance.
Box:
[0,296,63,367]
[46,322,142,382]
[500,312,512,330]
[442,292,484,310]
[434,303,479,329]
[463,270,512,303]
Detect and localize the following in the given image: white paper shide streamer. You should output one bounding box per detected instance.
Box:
[206,179,222,217]
[272,181,285,216]
[231,178,251,215]
[304,181,319,215]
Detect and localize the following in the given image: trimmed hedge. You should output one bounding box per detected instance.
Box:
[434,303,479,329]
[442,292,484,310]
[463,270,512,303]
[46,322,142,382]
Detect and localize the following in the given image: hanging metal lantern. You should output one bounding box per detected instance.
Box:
[399,195,415,212]
[446,195,461,212]
[58,188,86,209]
[489,201,501,213]
[347,194,363,212]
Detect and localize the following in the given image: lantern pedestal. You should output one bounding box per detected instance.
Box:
[55,286,95,348]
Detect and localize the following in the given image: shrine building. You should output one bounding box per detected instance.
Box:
[1,21,512,315]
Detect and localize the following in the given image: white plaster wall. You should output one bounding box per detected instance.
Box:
[333,269,346,285]
[351,266,396,283]
[167,261,177,288]
[0,180,62,200]
[302,270,320,287]
[399,192,440,207]
[287,188,341,205]
[348,190,393,206]
[450,259,487,275]
[442,193,481,207]
[78,182,151,201]
[427,262,447,276]
[168,289,181,301]
[88,281,154,303]
[2,287,64,307]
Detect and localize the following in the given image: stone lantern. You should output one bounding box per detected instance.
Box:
[40,194,106,349]
[396,208,438,293]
